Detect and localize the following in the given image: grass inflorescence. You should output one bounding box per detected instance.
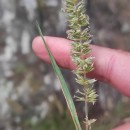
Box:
[64,0,98,129]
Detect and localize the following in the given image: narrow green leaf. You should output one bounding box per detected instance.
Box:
[36,22,82,130]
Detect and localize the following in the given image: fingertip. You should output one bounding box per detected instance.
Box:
[111,122,130,130]
[32,36,74,69]
[32,36,44,55]
[32,36,69,55]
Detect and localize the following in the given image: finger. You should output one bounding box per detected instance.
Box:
[111,122,130,130]
[32,36,74,69]
[32,36,130,97]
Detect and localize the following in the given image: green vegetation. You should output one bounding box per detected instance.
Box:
[32,112,75,130]
[23,101,130,130]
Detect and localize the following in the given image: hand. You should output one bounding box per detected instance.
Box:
[32,36,130,130]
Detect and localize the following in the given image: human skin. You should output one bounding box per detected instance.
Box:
[32,36,130,130]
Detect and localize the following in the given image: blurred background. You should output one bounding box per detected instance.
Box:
[0,0,130,130]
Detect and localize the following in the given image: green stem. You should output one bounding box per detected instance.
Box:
[85,97,88,130]
[89,124,91,130]
[84,74,89,130]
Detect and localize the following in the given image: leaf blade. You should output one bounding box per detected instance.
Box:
[36,22,82,130]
